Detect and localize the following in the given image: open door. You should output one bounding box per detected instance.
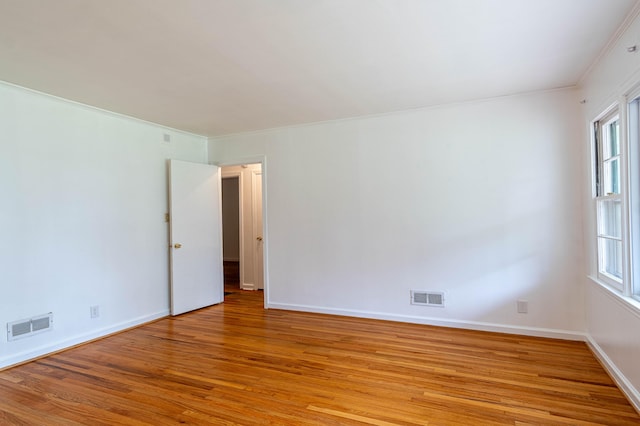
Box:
[169,159,224,316]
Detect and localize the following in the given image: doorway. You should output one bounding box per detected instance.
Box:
[220,164,264,298]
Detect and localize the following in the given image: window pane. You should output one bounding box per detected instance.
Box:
[604,158,620,194]
[598,237,623,280]
[607,119,620,157]
[598,199,622,238]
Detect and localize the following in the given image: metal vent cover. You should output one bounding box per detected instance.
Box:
[411,291,445,307]
[7,313,53,341]
[11,321,31,338]
[32,316,51,332]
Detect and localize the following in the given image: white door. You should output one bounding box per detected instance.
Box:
[252,170,264,290]
[169,159,224,315]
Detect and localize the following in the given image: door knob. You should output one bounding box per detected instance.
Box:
[256,236,263,241]
[174,243,182,249]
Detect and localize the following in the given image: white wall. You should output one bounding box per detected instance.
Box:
[579,8,640,411]
[222,177,240,261]
[210,88,585,338]
[0,82,207,368]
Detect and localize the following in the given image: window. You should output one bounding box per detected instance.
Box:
[593,93,640,301]
[594,111,624,291]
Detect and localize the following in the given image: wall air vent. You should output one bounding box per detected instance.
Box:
[7,313,53,341]
[411,291,445,307]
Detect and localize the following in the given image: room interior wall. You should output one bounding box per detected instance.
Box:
[0,82,207,369]
[222,177,240,261]
[209,87,585,339]
[579,7,640,411]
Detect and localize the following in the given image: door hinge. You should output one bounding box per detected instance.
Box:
[165,213,170,223]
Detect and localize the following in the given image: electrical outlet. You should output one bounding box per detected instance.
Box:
[517,299,528,314]
[90,305,100,319]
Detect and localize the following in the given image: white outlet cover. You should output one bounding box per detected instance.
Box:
[90,306,100,318]
[517,300,528,314]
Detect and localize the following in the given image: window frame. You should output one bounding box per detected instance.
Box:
[593,107,625,292]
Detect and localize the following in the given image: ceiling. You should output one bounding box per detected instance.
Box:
[0,0,637,137]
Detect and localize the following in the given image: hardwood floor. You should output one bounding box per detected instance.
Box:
[0,289,638,425]
[224,261,240,294]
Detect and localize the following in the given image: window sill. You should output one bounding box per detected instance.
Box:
[588,275,640,320]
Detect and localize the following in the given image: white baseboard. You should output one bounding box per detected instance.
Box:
[241,281,255,291]
[586,335,640,413]
[0,310,169,370]
[265,302,587,341]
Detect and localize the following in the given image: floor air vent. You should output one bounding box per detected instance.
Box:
[411,291,445,307]
[7,313,53,341]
